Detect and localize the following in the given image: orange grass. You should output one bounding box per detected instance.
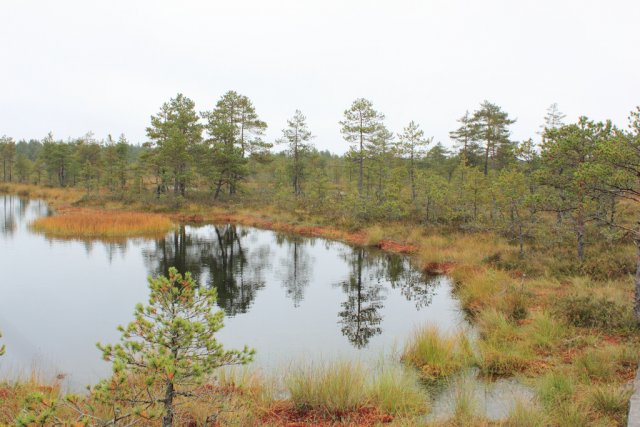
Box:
[30,208,174,238]
[0,182,83,208]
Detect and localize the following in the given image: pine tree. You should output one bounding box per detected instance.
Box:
[277,110,314,196]
[0,136,16,182]
[98,267,255,427]
[146,94,203,197]
[471,101,516,175]
[14,153,31,183]
[493,167,536,256]
[366,124,395,202]
[202,91,269,196]
[399,121,431,201]
[40,132,70,187]
[102,134,130,192]
[591,106,640,321]
[340,98,385,197]
[449,110,481,165]
[537,117,614,261]
[540,103,566,136]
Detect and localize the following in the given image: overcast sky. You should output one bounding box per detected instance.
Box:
[1,0,638,153]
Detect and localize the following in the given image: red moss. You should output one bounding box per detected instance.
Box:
[602,335,622,345]
[423,262,455,274]
[171,214,204,223]
[261,402,393,426]
[0,388,11,399]
[376,240,418,254]
[560,348,580,364]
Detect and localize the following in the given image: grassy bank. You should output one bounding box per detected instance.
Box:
[1,182,638,426]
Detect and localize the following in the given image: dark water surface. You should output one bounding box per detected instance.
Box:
[0,196,467,390]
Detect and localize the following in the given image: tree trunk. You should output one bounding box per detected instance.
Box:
[635,231,640,323]
[213,179,223,200]
[483,142,490,176]
[410,155,416,201]
[358,130,363,197]
[518,222,524,258]
[576,202,586,261]
[576,224,585,262]
[162,380,174,427]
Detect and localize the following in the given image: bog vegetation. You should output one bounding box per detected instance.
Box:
[30,209,174,238]
[1,92,640,425]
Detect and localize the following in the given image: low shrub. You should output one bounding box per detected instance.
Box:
[581,249,635,280]
[554,294,634,330]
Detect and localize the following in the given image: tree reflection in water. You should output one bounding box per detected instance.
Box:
[1,195,17,237]
[336,248,386,349]
[143,224,266,316]
[275,233,312,307]
[382,254,439,309]
[143,222,440,349]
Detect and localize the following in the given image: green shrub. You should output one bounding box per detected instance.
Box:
[581,250,635,280]
[554,294,634,330]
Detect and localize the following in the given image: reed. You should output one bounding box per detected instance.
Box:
[30,209,174,238]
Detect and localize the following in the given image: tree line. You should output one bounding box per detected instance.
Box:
[1,93,639,270]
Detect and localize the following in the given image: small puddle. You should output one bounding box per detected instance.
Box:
[427,369,535,421]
